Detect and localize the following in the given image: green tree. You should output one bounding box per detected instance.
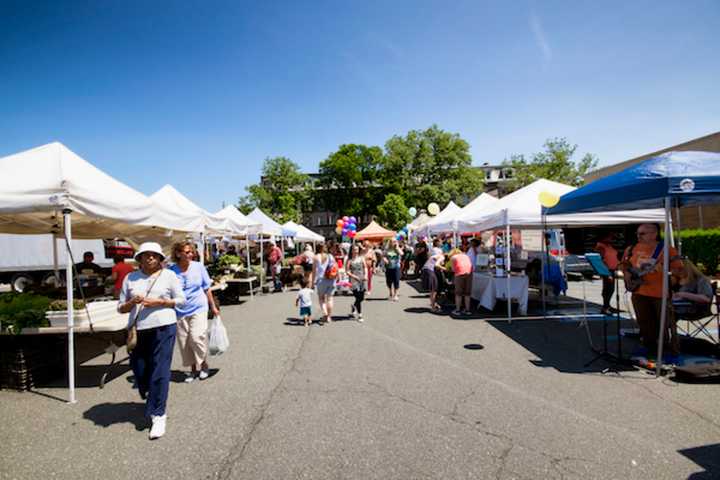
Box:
[377,193,411,231]
[238,157,310,223]
[503,138,598,192]
[382,125,484,209]
[317,144,385,217]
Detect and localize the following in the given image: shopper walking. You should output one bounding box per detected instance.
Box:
[118,242,185,440]
[383,239,403,301]
[170,241,220,383]
[347,244,368,322]
[313,243,337,323]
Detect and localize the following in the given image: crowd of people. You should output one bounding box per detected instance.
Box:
[112,222,717,441]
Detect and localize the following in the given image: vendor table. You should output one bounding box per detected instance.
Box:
[471,272,529,315]
[17,312,128,389]
[224,276,258,299]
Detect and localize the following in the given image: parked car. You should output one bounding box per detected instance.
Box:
[563,254,596,280]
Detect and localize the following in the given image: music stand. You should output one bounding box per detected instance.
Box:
[584,253,627,371]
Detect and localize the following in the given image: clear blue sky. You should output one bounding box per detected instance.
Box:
[1,1,718,211]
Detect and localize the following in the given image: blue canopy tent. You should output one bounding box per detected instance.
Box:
[547,151,720,375]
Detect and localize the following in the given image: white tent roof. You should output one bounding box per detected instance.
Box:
[417,201,462,235]
[445,193,499,232]
[0,142,159,238]
[459,179,665,230]
[247,207,284,237]
[214,206,262,236]
[282,221,324,242]
[150,185,239,235]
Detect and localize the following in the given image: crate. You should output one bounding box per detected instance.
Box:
[0,336,64,391]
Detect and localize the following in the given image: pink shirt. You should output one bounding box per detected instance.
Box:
[451,253,472,276]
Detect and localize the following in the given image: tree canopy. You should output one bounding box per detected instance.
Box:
[316,143,385,217]
[382,125,484,209]
[377,193,411,231]
[237,156,310,223]
[503,138,598,192]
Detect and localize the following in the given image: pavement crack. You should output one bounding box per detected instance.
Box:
[213,327,312,480]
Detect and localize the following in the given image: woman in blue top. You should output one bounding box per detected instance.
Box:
[170,241,220,382]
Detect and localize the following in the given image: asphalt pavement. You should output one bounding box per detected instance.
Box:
[1,279,719,479]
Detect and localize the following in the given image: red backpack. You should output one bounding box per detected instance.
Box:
[323,255,338,280]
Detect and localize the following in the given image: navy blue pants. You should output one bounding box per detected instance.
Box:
[130,323,176,418]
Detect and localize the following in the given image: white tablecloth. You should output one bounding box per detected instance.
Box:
[471,273,529,315]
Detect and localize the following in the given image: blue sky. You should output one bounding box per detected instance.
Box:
[1,1,718,211]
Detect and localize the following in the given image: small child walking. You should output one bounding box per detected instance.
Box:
[296,278,314,327]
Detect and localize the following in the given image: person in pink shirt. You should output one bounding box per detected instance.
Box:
[450,247,473,315]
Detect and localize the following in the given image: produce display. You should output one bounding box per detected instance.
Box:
[0,292,52,333]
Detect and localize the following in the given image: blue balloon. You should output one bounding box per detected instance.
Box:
[350,224,357,231]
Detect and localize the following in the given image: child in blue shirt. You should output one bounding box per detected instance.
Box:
[295,278,313,327]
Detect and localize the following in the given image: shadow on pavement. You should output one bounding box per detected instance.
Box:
[83,402,147,430]
[678,443,720,479]
[486,318,638,374]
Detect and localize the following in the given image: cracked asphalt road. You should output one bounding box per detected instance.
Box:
[2,281,719,479]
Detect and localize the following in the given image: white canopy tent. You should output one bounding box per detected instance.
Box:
[415,201,462,236]
[449,193,499,232]
[282,221,324,243]
[150,185,235,237]
[457,179,666,320]
[246,207,285,237]
[213,206,262,273]
[458,179,665,231]
[0,142,179,403]
[150,185,249,263]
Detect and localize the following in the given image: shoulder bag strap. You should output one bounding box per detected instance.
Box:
[128,270,163,329]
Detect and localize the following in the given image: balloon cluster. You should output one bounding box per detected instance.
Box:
[395,224,410,241]
[336,215,358,240]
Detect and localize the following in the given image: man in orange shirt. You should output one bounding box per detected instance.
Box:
[622,224,681,356]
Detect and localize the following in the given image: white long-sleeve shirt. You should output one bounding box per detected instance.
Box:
[118,269,185,330]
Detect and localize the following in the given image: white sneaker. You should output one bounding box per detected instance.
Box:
[149,415,166,440]
[357,314,364,323]
[198,369,209,380]
[184,372,196,383]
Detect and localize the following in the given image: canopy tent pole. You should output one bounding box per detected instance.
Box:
[675,198,682,256]
[53,234,60,285]
[199,232,205,266]
[63,209,76,403]
[540,217,547,319]
[259,237,264,292]
[655,197,672,376]
[506,224,512,322]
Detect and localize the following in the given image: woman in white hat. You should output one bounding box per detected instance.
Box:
[117,242,185,440]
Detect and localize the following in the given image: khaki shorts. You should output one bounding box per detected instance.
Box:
[454,274,472,296]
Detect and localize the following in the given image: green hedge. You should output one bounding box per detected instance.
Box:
[677,228,720,276]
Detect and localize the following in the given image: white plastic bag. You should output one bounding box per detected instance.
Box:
[208,315,229,356]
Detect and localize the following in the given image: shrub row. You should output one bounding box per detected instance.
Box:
[677,228,720,276]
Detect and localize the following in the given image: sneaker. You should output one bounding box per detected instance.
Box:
[198,369,209,381]
[184,372,196,383]
[357,314,364,323]
[452,309,462,315]
[149,415,166,440]
[393,295,399,302]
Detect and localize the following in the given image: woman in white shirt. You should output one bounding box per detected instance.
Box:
[118,242,185,440]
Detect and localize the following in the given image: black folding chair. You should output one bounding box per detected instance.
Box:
[675,281,719,344]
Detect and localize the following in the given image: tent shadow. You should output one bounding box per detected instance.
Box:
[486,317,638,374]
[678,443,720,479]
[83,401,148,430]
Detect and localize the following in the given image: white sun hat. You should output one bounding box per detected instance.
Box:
[134,242,165,261]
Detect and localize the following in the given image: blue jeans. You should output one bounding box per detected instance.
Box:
[130,323,176,418]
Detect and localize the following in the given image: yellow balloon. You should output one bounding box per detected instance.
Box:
[538,191,560,208]
[428,202,440,216]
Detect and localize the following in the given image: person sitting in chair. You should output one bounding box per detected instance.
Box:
[671,259,713,318]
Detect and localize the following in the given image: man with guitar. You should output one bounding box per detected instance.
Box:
[621,223,682,357]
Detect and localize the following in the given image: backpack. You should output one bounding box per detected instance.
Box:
[323,255,338,280]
